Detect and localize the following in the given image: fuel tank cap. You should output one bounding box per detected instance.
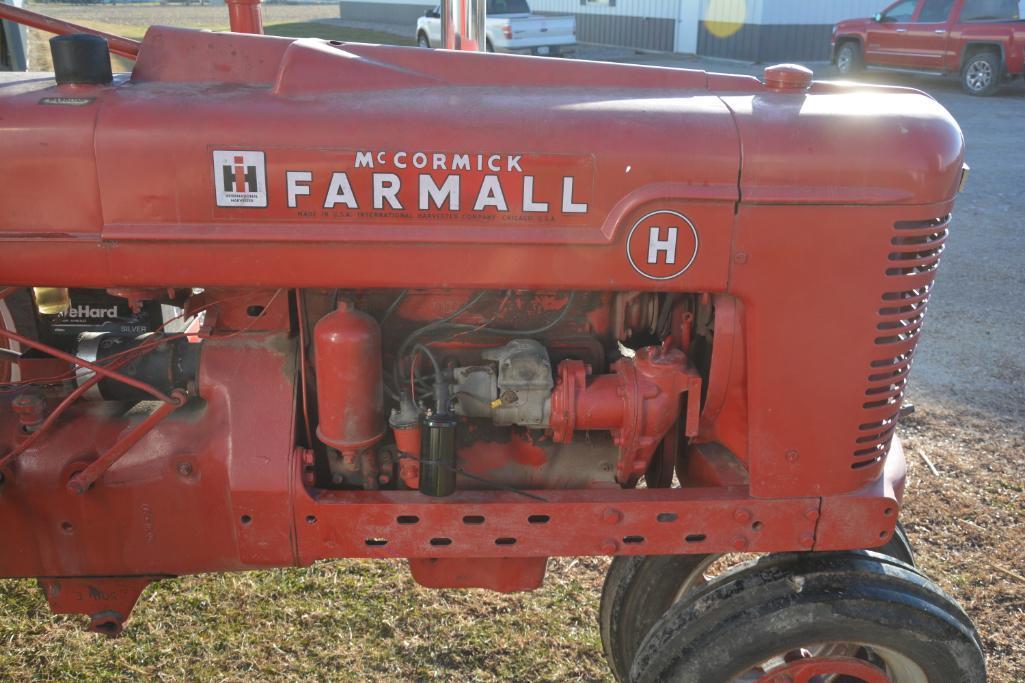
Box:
[763,63,813,92]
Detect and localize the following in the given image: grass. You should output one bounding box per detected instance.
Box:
[0,559,612,681]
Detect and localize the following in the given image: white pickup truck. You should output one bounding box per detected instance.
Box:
[416,0,576,56]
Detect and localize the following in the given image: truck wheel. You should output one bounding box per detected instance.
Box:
[835,41,863,76]
[599,523,915,681]
[417,32,430,48]
[485,39,495,53]
[962,51,1001,96]
[630,551,985,683]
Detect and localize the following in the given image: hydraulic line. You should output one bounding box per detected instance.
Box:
[67,389,186,494]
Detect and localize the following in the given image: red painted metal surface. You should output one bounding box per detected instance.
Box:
[0,0,963,630]
[295,487,824,562]
[313,302,384,455]
[550,347,702,483]
[39,577,158,636]
[67,389,185,494]
[756,656,892,683]
[409,557,546,592]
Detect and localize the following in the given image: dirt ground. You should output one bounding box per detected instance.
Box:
[2,5,1023,680]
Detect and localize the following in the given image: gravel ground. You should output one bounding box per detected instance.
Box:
[4,7,1024,680]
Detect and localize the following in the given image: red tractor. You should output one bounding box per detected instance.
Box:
[0,1,984,680]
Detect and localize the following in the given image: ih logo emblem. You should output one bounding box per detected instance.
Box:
[213,150,267,207]
[626,210,699,280]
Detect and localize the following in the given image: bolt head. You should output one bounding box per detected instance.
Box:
[799,532,815,548]
[601,508,623,525]
[804,508,820,521]
[733,508,752,524]
[176,462,193,477]
[785,449,799,463]
[733,535,749,551]
[601,540,619,555]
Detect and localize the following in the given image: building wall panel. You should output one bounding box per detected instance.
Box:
[698,22,838,62]
[532,0,679,19]
[758,0,885,24]
[339,0,432,25]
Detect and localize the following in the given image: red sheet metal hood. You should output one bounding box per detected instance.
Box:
[0,27,964,288]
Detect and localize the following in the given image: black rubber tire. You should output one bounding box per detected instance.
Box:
[961,51,1001,96]
[630,551,985,683]
[485,39,495,53]
[417,32,430,49]
[599,522,915,681]
[835,40,863,76]
[600,554,705,682]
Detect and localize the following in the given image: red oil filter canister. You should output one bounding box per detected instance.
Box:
[314,301,384,454]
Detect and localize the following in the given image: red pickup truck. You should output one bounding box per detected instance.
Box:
[833,0,1025,95]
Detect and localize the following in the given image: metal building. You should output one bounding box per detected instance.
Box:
[339,0,887,62]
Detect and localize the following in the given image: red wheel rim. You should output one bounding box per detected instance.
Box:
[756,654,893,683]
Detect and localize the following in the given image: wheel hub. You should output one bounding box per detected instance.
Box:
[754,655,892,683]
[966,61,993,91]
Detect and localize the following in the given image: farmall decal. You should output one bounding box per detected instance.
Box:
[211,149,593,226]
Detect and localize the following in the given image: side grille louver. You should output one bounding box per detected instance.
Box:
[854,215,950,469]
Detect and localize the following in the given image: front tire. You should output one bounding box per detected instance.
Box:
[599,523,915,681]
[835,41,863,76]
[962,51,1001,96]
[417,32,430,48]
[631,551,985,682]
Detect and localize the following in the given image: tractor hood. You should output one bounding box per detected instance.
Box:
[0,27,964,289]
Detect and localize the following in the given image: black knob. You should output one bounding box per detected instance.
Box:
[49,34,112,86]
